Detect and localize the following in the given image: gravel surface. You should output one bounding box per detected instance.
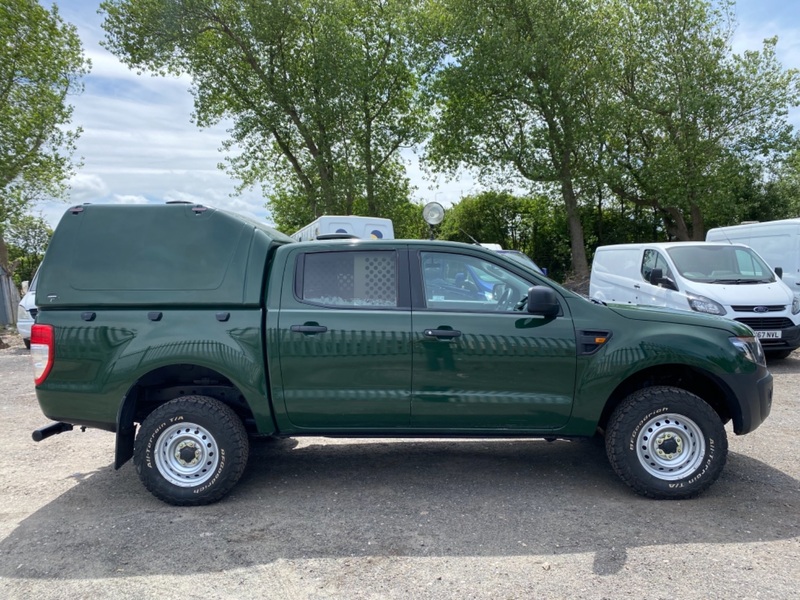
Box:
[0,329,798,599]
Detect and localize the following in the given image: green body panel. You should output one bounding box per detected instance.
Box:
[409,309,577,429]
[565,298,758,435]
[35,309,274,433]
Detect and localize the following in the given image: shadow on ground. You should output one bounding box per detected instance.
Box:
[1,438,797,579]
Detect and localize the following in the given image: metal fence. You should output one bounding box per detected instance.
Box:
[0,265,20,326]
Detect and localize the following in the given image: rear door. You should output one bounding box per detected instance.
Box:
[275,246,413,429]
[410,248,577,430]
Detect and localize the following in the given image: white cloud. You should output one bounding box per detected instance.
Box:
[112,195,149,204]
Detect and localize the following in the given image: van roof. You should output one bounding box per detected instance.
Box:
[596,241,750,251]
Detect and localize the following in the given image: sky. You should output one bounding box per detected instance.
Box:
[31,0,800,233]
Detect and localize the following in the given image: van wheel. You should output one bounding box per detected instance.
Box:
[605,387,727,499]
[24,339,31,350]
[134,395,249,506]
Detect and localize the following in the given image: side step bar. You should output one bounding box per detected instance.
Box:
[32,422,74,442]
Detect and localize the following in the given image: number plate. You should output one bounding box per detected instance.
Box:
[756,330,782,339]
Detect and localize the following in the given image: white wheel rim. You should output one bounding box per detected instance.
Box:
[153,422,220,487]
[635,413,706,481]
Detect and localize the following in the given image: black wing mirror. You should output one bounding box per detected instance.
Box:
[526,287,560,317]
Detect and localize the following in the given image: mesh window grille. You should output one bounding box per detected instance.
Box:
[303,251,397,307]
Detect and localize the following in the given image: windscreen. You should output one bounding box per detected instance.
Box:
[666,245,776,283]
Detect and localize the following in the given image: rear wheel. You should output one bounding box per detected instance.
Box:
[134,395,249,506]
[605,386,727,499]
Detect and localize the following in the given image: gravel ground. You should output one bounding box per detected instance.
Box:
[0,329,798,599]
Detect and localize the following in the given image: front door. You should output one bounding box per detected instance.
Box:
[411,250,577,430]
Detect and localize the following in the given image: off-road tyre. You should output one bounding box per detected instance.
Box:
[605,386,727,500]
[134,395,249,506]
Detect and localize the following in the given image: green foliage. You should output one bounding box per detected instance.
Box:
[4,215,51,287]
[427,0,800,276]
[0,0,89,224]
[0,0,88,270]
[437,191,573,281]
[600,0,800,240]
[101,0,441,226]
[427,0,612,279]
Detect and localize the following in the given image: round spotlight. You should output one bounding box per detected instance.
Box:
[422,201,445,226]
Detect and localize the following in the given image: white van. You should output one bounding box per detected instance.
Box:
[590,242,800,358]
[290,216,394,242]
[706,219,800,290]
[16,268,39,350]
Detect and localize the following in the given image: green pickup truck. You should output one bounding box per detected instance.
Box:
[31,203,773,505]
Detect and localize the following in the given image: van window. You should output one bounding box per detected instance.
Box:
[641,249,673,283]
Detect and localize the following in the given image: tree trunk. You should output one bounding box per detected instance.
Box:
[561,176,589,280]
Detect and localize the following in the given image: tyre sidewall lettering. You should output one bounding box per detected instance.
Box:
[628,406,669,451]
[143,415,185,471]
[194,448,226,495]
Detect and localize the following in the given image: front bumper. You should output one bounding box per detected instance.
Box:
[734,320,800,351]
[725,367,773,435]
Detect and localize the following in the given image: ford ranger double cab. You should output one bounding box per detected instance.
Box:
[30,203,773,505]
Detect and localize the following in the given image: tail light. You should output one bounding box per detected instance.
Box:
[31,324,54,386]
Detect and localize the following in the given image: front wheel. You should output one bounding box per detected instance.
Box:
[134,395,249,506]
[605,387,727,499]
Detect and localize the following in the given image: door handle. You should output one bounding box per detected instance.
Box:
[423,329,462,340]
[291,324,328,334]
[633,284,641,289]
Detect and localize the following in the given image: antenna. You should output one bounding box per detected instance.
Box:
[459,229,482,246]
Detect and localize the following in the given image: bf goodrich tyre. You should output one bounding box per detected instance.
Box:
[134,395,249,506]
[605,386,727,500]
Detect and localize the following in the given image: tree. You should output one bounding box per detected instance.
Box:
[0,0,89,268]
[601,0,800,240]
[101,0,442,232]
[437,191,573,281]
[5,214,51,287]
[426,0,616,280]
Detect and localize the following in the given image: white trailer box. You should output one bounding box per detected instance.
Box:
[291,216,394,242]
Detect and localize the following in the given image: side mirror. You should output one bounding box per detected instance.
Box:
[649,268,679,291]
[526,287,560,317]
[775,267,783,279]
[649,268,663,284]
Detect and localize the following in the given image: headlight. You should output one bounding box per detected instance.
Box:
[687,294,726,316]
[17,305,30,321]
[729,336,766,367]
[792,294,800,315]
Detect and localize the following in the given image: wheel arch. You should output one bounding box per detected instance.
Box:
[114,362,265,469]
[596,364,737,434]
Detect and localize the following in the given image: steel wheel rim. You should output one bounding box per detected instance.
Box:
[635,413,706,481]
[154,422,219,487]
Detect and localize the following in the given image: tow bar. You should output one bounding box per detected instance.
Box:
[32,422,74,442]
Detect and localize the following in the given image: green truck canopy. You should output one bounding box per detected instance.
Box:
[36,203,293,308]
